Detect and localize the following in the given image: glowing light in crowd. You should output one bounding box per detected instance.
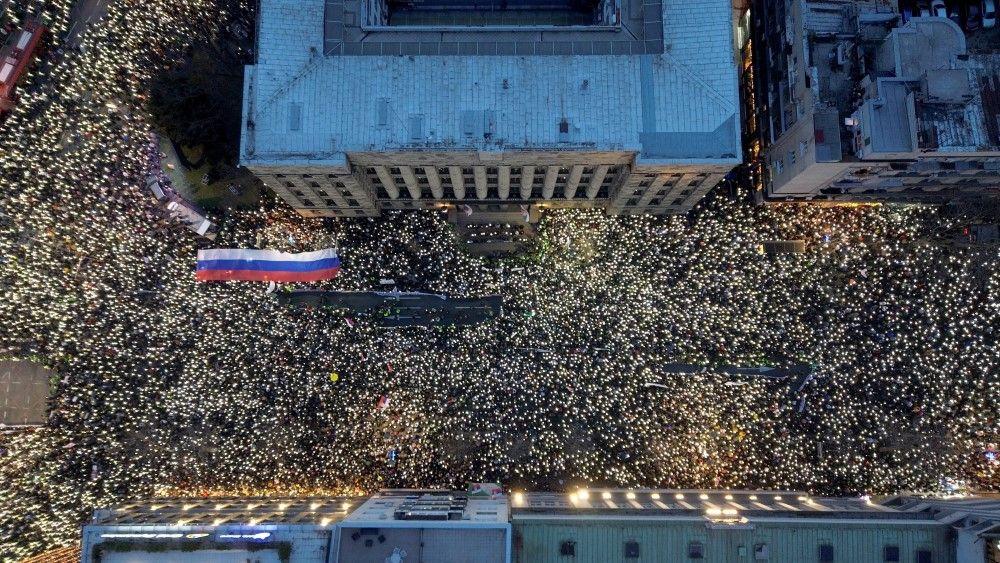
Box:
[0,0,998,559]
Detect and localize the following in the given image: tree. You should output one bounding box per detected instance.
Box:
[148,43,243,164]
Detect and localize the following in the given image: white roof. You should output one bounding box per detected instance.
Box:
[0,61,15,83]
[342,492,510,527]
[16,30,33,50]
[241,0,741,166]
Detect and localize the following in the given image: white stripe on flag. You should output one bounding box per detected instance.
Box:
[197,248,338,262]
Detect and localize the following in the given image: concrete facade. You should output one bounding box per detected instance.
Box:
[241,0,742,219]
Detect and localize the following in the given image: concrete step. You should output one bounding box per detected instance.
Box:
[463,241,526,256]
[448,204,540,225]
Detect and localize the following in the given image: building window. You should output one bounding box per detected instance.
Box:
[915,550,932,563]
[688,542,704,559]
[624,540,640,558]
[884,546,899,561]
[818,544,834,562]
[559,540,576,556]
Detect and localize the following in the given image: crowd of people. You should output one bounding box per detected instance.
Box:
[0,0,999,559]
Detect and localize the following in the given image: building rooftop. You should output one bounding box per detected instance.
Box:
[241,0,741,167]
[342,489,510,526]
[90,496,362,527]
[513,489,931,521]
[811,12,1000,157]
[335,490,510,563]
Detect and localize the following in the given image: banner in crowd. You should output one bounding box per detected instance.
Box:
[196,248,340,282]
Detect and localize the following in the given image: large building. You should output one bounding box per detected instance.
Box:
[239,0,743,220]
[79,489,1000,563]
[746,0,1000,202]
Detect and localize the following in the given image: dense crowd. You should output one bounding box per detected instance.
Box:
[1,0,999,559]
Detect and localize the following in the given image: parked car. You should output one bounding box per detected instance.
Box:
[932,0,948,17]
[967,2,982,29]
[984,0,997,27]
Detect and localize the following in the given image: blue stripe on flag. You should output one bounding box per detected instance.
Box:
[196,257,341,272]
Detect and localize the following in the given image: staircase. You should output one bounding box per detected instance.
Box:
[448,204,539,256]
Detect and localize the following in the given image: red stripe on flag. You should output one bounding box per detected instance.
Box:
[195,267,340,283]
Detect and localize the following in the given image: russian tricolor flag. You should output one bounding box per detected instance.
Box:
[196,248,341,283]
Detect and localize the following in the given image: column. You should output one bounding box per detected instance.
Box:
[425,166,444,200]
[498,165,511,200]
[374,165,400,200]
[520,165,535,200]
[586,165,609,199]
[400,166,422,200]
[473,166,488,199]
[542,165,559,200]
[564,165,584,200]
[449,166,466,199]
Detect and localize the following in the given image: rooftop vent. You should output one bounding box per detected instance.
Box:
[288,103,302,131]
[377,98,390,128]
[408,114,425,141]
[688,541,704,559]
[624,540,640,558]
